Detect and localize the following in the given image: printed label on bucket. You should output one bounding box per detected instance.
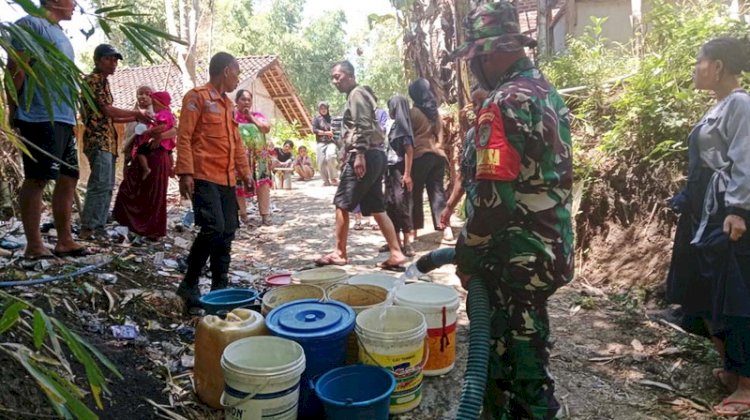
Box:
[224,382,300,420]
[359,347,424,412]
[425,322,457,372]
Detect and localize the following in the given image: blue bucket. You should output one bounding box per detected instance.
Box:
[265,299,356,417]
[198,288,258,315]
[315,365,395,420]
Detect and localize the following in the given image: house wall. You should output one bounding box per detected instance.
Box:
[552,12,568,52]
[231,79,284,124]
[516,0,537,13]
[573,0,633,45]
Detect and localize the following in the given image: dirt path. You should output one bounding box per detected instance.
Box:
[248,177,731,420]
[0,175,736,419]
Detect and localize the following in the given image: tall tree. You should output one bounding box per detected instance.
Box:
[164,0,201,89]
[215,0,349,114]
[89,0,168,67]
[92,0,209,91]
[353,15,409,105]
[390,0,460,104]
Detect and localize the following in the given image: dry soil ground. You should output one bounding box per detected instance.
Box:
[0,174,742,419]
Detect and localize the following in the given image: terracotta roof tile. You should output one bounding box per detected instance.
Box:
[107,55,311,135]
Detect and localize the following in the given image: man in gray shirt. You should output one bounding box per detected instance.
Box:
[315,60,407,270]
[7,0,89,259]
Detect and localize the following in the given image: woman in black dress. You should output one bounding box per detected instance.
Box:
[666,37,750,416]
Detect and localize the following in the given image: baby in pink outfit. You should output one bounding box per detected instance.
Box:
[132,91,176,180]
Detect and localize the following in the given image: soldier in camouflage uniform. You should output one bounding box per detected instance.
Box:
[449,2,574,418]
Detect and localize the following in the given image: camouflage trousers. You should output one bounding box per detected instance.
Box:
[481,282,560,420]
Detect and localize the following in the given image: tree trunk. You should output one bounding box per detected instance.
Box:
[631,0,643,57]
[164,0,198,92]
[536,0,549,57]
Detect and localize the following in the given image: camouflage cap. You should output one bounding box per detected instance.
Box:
[450,1,537,60]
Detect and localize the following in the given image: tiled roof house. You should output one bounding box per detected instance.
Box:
[108,55,312,135]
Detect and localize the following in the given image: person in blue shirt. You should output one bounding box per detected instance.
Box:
[6,0,89,259]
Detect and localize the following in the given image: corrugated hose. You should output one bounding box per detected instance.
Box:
[415,249,490,419]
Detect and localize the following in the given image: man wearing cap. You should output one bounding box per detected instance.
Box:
[80,44,151,241]
[450,2,573,418]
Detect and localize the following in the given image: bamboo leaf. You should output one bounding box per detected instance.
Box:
[0,301,28,334]
[58,320,123,380]
[127,23,186,44]
[38,309,72,374]
[32,308,46,349]
[10,0,44,17]
[94,5,128,14]
[120,27,154,63]
[103,11,150,18]
[99,19,112,36]
[36,362,98,420]
[51,318,113,409]
[10,347,69,417]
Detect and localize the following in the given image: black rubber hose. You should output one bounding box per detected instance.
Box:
[414,249,491,418]
[415,247,456,273]
[456,275,491,419]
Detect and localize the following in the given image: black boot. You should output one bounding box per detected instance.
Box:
[210,234,232,291]
[178,232,213,311]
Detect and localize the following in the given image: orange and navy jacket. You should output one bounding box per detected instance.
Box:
[175,83,251,186]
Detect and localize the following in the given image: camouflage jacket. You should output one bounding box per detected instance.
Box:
[455,57,574,293]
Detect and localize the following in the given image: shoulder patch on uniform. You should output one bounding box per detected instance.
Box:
[474,102,521,182]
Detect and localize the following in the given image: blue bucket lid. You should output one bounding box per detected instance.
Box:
[266,299,355,341]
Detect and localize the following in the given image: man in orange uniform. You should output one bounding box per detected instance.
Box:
[175,52,252,313]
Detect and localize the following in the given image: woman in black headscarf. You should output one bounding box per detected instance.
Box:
[408,78,452,242]
[383,95,415,256]
[312,101,338,186]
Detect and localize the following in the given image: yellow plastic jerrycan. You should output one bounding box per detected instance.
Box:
[194,308,268,408]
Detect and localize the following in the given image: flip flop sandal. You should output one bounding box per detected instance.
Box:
[314,255,347,266]
[713,368,739,392]
[53,247,97,258]
[353,223,364,231]
[714,399,750,416]
[23,254,58,261]
[402,244,416,257]
[378,261,406,272]
[0,239,22,250]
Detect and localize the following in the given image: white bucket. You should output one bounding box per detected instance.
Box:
[221,336,306,420]
[356,306,427,414]
[261,284,325,316]
[395,283,460,376]
[326,283,389,364]
[347,273,399,291]
[292,267,348,289]
[325,283,388,313]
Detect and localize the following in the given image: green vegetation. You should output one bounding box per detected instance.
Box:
[217,0,350,113]
[542,0,750,166]
[1,2,178,417]
[268,120,319,167]
[0,291,122,419]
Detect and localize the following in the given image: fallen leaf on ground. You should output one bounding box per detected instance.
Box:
[639,379,676,392]
[631,338,644,352]
[657,347,682,356]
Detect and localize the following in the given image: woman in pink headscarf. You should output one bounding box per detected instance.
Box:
[113,88,177,240]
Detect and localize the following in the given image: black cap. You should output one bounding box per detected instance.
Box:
[93,44,123,61]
